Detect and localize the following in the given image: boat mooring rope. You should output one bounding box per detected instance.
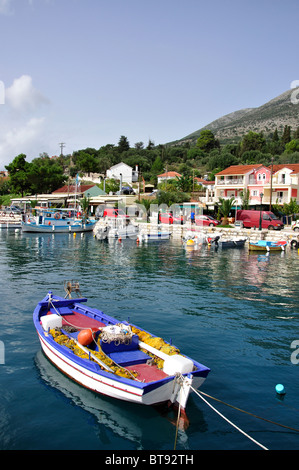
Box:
[198,390,299,434]
[191,387,269,450]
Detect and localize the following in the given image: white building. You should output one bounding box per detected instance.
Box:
[157,171,182,184]
[106,162,138,184]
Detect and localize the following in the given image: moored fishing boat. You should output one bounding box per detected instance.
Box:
[248,239,287,252]
[138,230,171,243]
[207,235,247,248]
[33,290,210,419]
[22,208,96,233]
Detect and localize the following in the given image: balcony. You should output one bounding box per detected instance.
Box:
[248,177,265,185]
[217,178,244,186]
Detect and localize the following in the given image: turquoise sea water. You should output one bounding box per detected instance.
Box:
[0,230,299,451]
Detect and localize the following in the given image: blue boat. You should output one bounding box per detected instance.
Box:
[22,208,96,233]
[249,239,287,252]
[33,290,210,419]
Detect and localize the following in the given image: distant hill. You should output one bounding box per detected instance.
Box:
[170,89,299,146]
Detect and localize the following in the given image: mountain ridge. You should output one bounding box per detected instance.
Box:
[170,88,299,146]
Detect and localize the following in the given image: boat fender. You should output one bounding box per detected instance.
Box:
[78,329,94,346]
[290,239,298,249]
[54,212,60,219]
[41,313,62,331]
[275,383,286,395]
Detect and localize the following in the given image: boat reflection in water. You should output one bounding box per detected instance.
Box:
[34,350,192,450]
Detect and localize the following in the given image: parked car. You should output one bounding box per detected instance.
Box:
[195,215,220,227]
[159,212,183,224]
[292,220,299,232]
[236,210,284,230]
[103,208,129,218]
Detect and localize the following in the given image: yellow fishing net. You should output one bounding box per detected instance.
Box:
[49,328,137,379]
[130,326,180,369]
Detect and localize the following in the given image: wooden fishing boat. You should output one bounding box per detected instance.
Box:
[22,209,96,233]
[33,291,210,418]
[248,240,287,252]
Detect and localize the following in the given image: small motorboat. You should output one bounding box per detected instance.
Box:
[33,290,210,420]
[207,235,247,248]
[248,240,287,252]
[138,230,171,243]
[93,218,139,240]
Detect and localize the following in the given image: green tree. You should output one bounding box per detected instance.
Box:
[175,174,193,192]
[217,196,236,225]
[77,151,99,175]
[241,189,250,209]
[151,156,164,174]
[29,156,66,193]
[5,154,32,196]
[280,198,299,220]
[281,125,291,145]
[240,131,266,155]
[80,194,90,220]
[285,139,299,154]
[196,130,220,152]
[154,190,190,206]
[118,135,130,153]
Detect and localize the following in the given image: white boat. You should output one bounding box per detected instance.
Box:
[183,231,206,247]
[22,209,96,233]
[93,218,139,240]
[33,291,210,420]
[138,230,171,243]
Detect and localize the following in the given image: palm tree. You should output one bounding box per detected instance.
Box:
[80,195,90,220]
[218,196,235,225]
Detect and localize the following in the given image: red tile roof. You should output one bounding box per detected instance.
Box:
[194,177,215,185]
[271,164,299,174]
[216,165,263,176]
[52,184,96,194]
[157,171,182,178]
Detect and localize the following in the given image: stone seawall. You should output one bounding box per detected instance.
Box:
[135,221,298,244]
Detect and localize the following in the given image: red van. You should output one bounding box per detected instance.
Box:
[236,210,284,230]
[103,208,129,218]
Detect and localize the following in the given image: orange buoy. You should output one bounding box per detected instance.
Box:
[78,329,93,346]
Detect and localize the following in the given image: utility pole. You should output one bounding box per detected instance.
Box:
[59,142,65,156]
[270,157,274,211]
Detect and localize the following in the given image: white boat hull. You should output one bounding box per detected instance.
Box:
[22,222,95,233]
[38,332,206,407]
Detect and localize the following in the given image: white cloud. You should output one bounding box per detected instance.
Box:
[0,0,50,15]
[0,117,46,168]
[6,75,49,112]
[0,0,13,15]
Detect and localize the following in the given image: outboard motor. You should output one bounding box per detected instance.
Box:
[213,236,220,247]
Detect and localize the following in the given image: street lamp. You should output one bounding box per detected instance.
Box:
[259,192,264,230]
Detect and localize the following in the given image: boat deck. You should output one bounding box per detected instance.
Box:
[126,363,168,382]
[61,310,106,330]
[59,311,169,382]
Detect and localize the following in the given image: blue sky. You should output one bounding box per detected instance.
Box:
[0,0,298,169]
